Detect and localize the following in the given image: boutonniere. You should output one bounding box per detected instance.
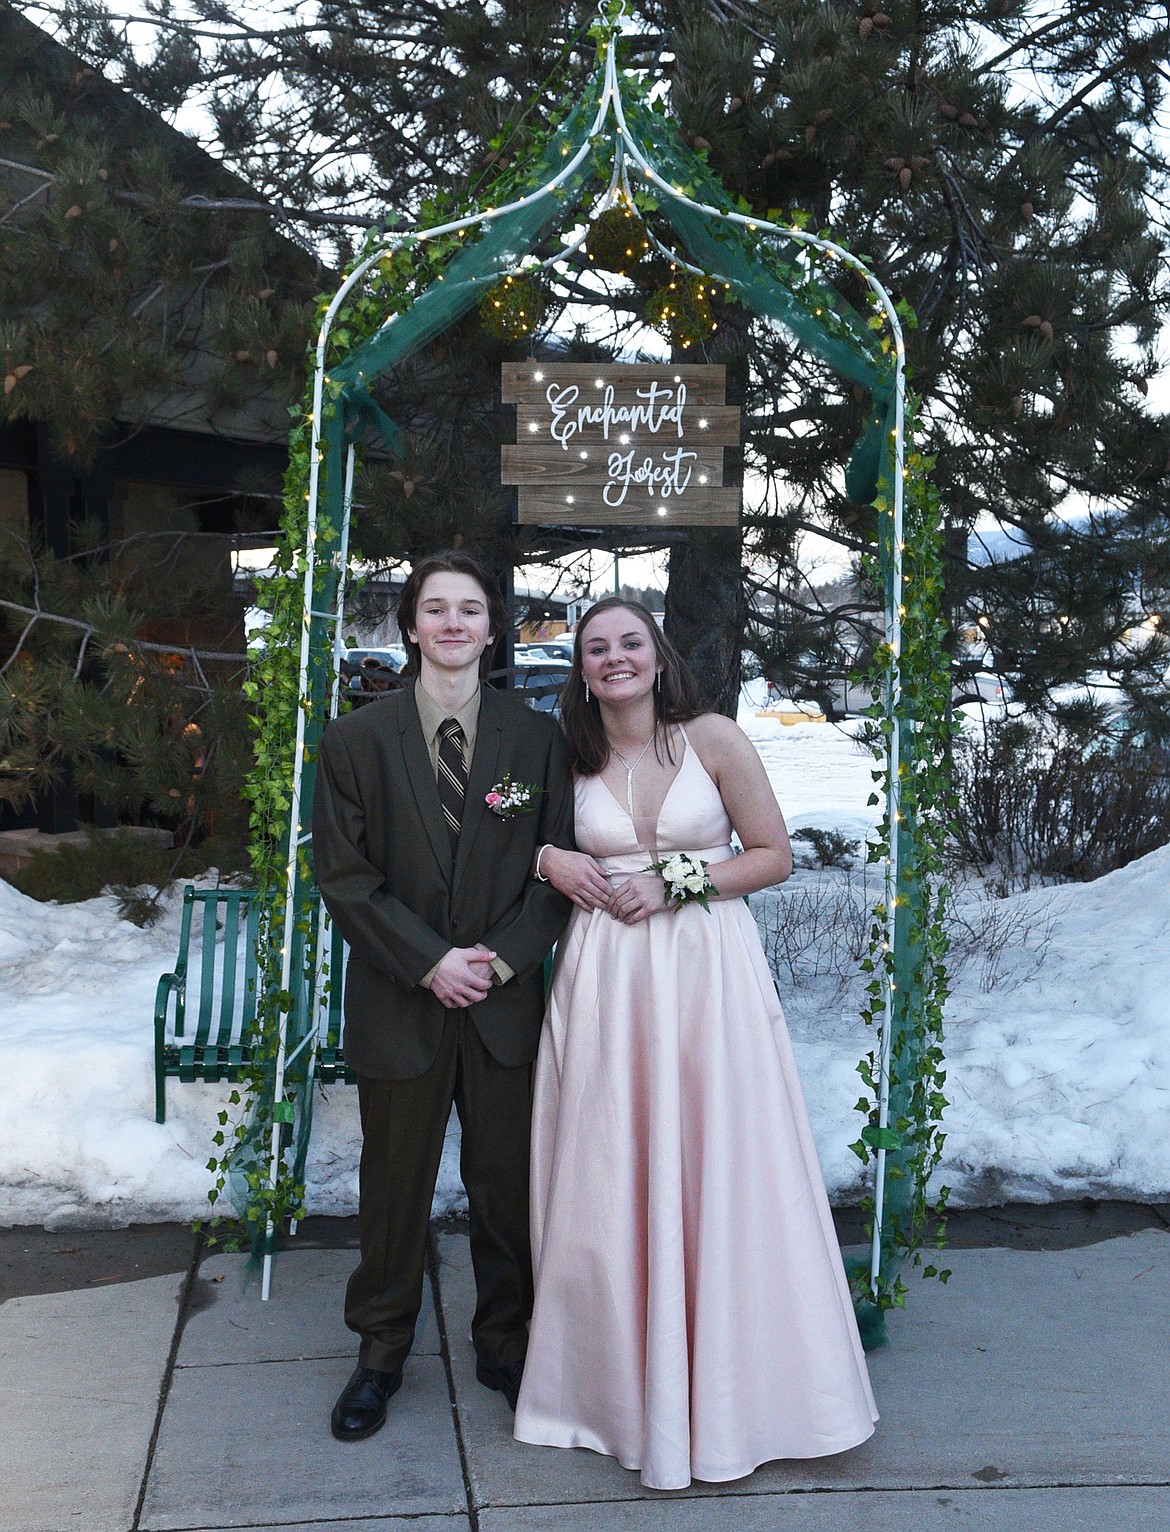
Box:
[485,773,541,818]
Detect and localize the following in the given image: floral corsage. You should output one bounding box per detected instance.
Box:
[654,851,717,912]
[485,773,541,818]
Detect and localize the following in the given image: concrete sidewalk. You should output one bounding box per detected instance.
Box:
[1,1205,1168,1532]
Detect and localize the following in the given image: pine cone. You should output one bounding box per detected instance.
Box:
[1022,314,1042,328]
[899,166,913,189]
[859,16,874,38]
[958,111,978,128]
[1020,201,1034,221]
[234,349,252,363]
[939,102,959,120]
[1038,320,1054,341]
[65,204,82,219]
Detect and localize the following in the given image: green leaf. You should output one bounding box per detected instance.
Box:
[860,1125,903,1152]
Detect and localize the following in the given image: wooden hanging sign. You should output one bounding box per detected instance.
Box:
[501,362,740,526]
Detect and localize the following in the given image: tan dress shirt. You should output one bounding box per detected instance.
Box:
[414,681,514,989]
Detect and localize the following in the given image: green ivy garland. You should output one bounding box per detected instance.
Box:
[850,413,955,1311]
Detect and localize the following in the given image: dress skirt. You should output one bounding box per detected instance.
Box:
[514,812,878,1489]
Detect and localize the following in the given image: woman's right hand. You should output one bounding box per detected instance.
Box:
[539,846,612,912]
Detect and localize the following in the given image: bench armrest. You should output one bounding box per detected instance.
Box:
[154,970,186,1037]
[153,971,185,1124]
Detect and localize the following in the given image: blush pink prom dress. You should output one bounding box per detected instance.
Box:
[513,730,878,1489]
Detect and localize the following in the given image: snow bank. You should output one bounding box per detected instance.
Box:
[0,710,1166,1226]
[0,872,465,1228]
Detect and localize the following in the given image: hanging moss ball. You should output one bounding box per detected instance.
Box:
[478,273,547,341]
[647,274,716,350]
[585,204,652,275]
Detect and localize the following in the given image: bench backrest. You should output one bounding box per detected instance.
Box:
[174,886,345,1052]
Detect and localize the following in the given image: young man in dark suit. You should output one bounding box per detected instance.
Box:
[312,550,574,1441]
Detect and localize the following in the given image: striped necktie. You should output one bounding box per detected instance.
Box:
[437,718,467,851]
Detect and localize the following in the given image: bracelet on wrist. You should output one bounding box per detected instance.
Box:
[534,844,551,882]
[653,851,716,912]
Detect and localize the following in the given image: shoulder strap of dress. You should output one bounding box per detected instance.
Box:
[677,722,691,748]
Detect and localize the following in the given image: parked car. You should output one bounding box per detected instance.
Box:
[343,645,407,673]
[531,641,574,663]
[512,661,571,716]
[954,670,1013,708]
[341,646,407,703]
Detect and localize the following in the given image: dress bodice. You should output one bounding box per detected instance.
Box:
[573,731,734,873]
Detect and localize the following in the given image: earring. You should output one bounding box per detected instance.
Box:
[656,670,662,692]
[585,678,591,703]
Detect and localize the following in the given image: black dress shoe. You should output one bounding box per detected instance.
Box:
[475,1357,524,1412]
[330,1364,402,1441]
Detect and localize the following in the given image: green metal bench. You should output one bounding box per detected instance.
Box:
[153,885,352,1123]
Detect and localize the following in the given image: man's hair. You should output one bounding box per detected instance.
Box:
[396,550,509,678]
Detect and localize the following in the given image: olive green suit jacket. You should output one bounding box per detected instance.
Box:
[311,681,574,1080]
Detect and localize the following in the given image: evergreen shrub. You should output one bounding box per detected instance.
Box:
[8,828,250,911]
[791,826,858,868]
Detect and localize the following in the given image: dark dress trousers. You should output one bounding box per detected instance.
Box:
[312,681,573,1373]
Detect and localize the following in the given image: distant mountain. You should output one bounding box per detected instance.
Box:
[967,526,1033,565]
[967,509,1119,567]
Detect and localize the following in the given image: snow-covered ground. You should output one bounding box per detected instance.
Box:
[0,688,1166,1228]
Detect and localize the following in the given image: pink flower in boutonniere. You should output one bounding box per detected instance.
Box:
[486,773,541,818]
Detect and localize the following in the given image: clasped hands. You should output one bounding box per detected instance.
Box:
[538,846,667,924]
[430,944,498,1009]
[431,847,669,1007]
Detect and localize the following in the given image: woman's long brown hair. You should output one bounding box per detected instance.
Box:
[560,598,703,776]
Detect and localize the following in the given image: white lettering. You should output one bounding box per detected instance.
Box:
[545,381,689,449]
[603,447,698,507]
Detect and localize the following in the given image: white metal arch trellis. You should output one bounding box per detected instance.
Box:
[261,12,908,1304]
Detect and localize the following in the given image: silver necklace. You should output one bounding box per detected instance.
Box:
[609,731,656,818]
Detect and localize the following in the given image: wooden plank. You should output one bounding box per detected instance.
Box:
[501,443,726,485]
[517,484,739,526]
[501,361,725,404]
[514,404,741,446]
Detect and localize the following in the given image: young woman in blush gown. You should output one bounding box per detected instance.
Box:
[512,598,878,1491]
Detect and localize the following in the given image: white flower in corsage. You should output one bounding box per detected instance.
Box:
[654,851,717,912]
[485,773,541,818]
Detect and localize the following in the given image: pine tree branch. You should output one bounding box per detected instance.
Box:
[0,154,387,230]
[1006,44,1162,170]
[0,598,247,665]
[978,11,1085,75]
[115,188,388,230]
[0,157,53,179]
